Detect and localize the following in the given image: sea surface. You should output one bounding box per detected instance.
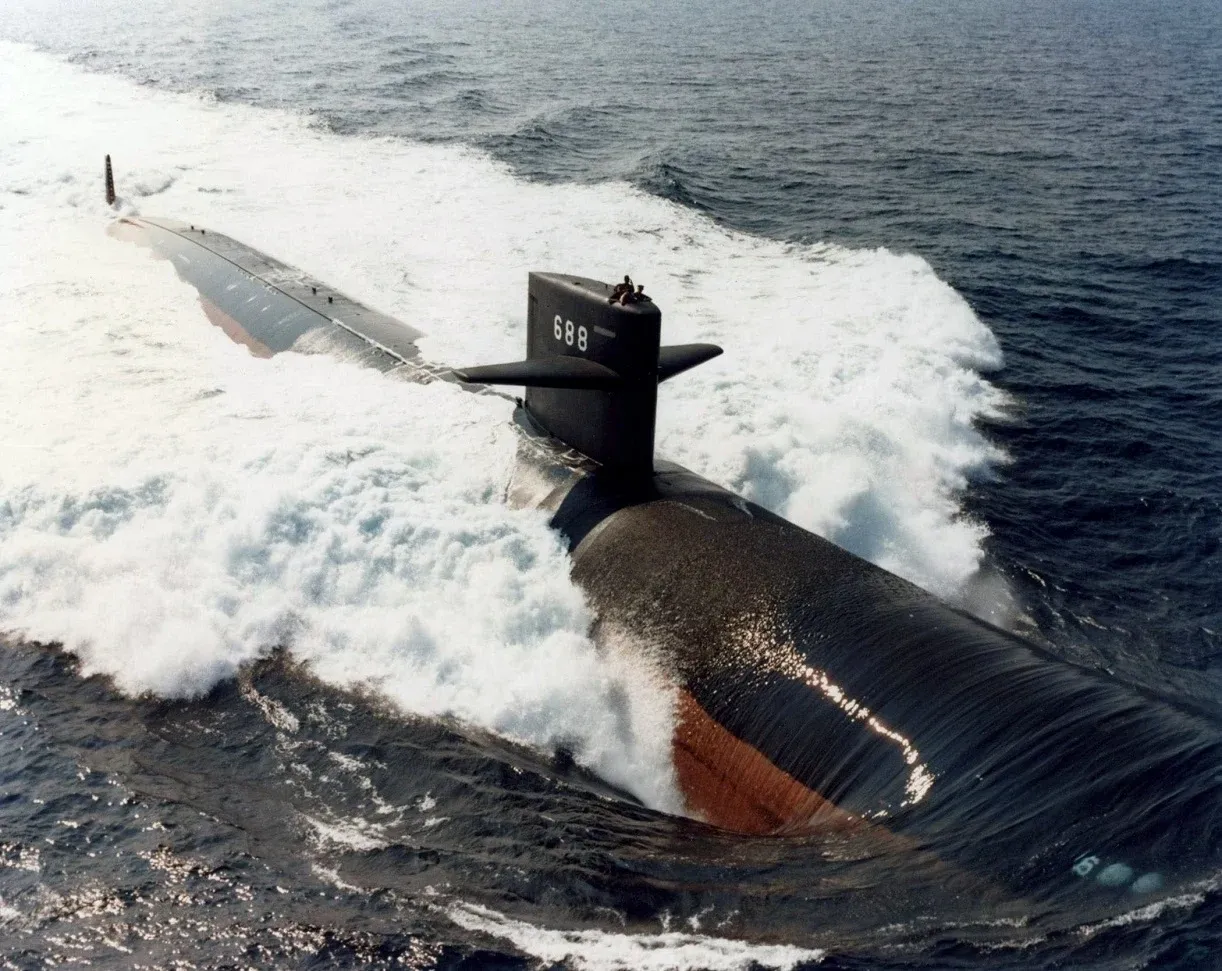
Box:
[0,0,1220,967]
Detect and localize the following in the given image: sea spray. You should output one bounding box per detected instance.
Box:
[0,153,681,814]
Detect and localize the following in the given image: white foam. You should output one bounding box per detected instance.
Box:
[310,862,362,893]
[0,43,1005,817]
[0,44,680,813]
[5,40,1006,591]
[446,902,824,971]
[1076,891,1205,938]
[301,813,390,853]
[656,243,1007,600]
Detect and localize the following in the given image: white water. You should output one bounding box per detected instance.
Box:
[0,44,1004,813]
[445,902,825,971]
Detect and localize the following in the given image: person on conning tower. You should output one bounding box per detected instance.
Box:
[609,275,633,304]
[619,283,651,305]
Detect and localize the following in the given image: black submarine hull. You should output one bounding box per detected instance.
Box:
[548,467,1222,877]
[111,214,1222,897]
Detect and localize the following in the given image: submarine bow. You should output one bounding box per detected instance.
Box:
[106,168,1222,899]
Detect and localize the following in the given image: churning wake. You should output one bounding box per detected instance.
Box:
[0,43,1004,812]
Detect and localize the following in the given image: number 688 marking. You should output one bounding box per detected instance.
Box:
[554,314,588,351]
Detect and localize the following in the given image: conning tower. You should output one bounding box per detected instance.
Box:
[453,273,721,476]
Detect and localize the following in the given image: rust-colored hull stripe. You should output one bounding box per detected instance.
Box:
[199,296,274,359]
[673,688,857,835]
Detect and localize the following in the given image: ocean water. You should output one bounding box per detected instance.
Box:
[0,0,1219,967]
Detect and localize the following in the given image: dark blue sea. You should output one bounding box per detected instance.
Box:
[0,0,1220,967]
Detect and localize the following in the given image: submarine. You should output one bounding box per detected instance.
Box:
[104,157,1222,898]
